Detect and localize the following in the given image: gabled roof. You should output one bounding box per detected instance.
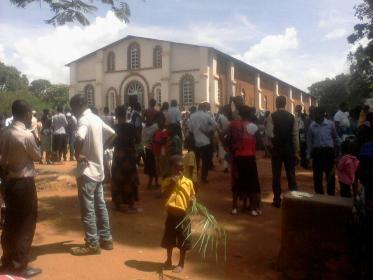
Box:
[65,35,310,95]
[65,35,209,66]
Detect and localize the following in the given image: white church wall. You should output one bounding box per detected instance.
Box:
[76,55,96,81]
[170,44,201,71]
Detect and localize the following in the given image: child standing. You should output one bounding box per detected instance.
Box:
[161,155,196,273]
[336,140,360,198]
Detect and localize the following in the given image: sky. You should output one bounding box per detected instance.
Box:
[0,0,363,91]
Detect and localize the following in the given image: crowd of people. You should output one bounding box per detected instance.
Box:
[0,93,372,277]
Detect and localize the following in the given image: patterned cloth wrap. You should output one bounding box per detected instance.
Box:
[104,148,114,178]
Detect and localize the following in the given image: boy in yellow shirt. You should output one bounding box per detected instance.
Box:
[161,155,196,273]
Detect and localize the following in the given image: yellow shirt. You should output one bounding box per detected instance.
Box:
[162,175,195,212]
[183,151,198,183]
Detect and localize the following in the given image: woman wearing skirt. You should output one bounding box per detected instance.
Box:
[111,105,140,212]
[228,105,262,216]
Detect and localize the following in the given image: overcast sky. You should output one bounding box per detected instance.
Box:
[0,0,362,91]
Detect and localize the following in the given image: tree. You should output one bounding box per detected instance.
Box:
[347,0,373,98]
[346,71,373,108]
[10,0,132,26]
[40,84,69,108]
[0,90,50,114]
[0,62,29,91]
[308,74,350,114]
[29,79,52,95]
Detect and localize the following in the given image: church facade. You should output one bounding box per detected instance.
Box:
[66,35,316,113]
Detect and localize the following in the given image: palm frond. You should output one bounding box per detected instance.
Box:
[177,201,227,262]
[112,2,131,23]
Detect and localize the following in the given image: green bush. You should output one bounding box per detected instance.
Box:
[0,90,51,115]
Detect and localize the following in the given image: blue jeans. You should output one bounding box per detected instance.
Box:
[77,175,112,246]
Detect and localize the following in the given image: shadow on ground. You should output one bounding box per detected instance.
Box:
[30,241,80,261]
[33,156,314,279]
[124,260,186,280]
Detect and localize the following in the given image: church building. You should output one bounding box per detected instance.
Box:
[66,35,316,113]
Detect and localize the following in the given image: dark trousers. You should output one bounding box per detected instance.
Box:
[311,147,336,195]
[52,134,67,161]
[271,149,297,204]
[195,144,211,181]
[1,177,37,271]
[339,181,352,198]
[300,141,309,169]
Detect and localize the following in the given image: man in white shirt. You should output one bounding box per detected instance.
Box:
[188,103,217,183]
[51,105,68,161]
[334,102,350,138]
[0,100,42,278]
[69,94,116,256]
[4,115,13,127]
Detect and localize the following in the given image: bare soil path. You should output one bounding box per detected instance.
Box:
[12,152,314,280]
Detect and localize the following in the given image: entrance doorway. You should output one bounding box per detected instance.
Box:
[125,80,144,108]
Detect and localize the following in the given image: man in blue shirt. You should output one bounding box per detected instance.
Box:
[307,107,340,195]
[188,103,217,183]
[169,100,182,138]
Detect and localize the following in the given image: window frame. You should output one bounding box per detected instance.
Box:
[127,42,141,70]
[217,79,223,105]
[180,74,195,106]
[155,86,162,105]
[153,46,162,68]
[107,51,115,72]
[84,84,95,108]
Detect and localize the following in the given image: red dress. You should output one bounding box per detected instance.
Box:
[229,120,260,197]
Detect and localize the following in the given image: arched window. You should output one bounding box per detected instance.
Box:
[107,51,115,72]
[153,46,162,68]
[180,74,194,106]
[217,79,223,105]
[106,89,117,112]
[84,84,95,108]
[155,86,161,105]
[128,42,140,70]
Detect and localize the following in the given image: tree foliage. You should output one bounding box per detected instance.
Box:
[0,62,69,114]
[347,0,373,101]
[0,90,50,115]
[308,74,350,114]
[0,62,29,91]
[9,0,132,26]
[29,79,52,95]
[40,84,69,108]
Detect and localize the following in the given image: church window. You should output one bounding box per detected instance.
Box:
[107,51,115,72]
[180,74,194,106]
[84,84,95,108]
[155,86,162,105]
[217,79,223,105]
[153,46,162,68]
[128,42,140,70]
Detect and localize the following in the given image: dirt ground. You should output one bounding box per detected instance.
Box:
[14,152,315,280]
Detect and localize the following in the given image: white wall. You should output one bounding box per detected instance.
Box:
[70,37,209,112]
[76,55,96,81]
